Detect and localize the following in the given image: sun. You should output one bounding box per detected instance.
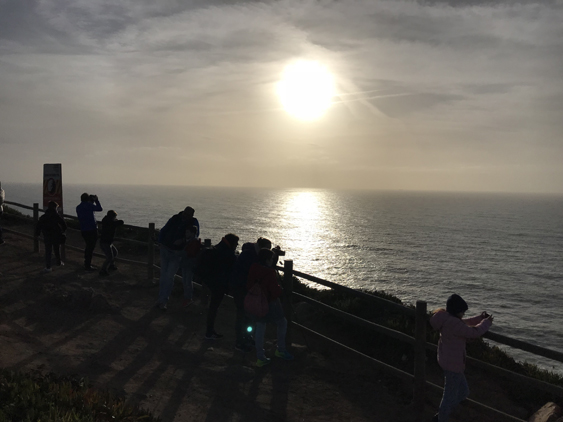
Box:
[277,60,335,120]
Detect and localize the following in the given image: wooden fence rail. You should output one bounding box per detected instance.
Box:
[291,267,416,316]
[3,199,561,421]
[5,201,155,279]
[287,264,563,366]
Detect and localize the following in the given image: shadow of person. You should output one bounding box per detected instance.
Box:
[202,351,271,422]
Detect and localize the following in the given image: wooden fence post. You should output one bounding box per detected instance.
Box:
[413,300,427,415]
[283,259,294,343]
[148,223,155,281]
[33,203,39,253]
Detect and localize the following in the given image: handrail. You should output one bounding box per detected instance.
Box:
[295,322,526,422]
[63,243,148,267]
[294,292,416,345]
[63,225,148,247]
[4,200,35,211]
[61,212,144,232]
[8,228,149,268]
[424,380,526,422]
[293,322,414,382]
[279,266,415,316]
[484,331,563,365]
[296,287,563,398]
[465,355,563,397]
[2,227,34,240]
[4,202,150,247]
[277,265,563,366]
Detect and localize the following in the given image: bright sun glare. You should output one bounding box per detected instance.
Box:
[278,60,335,120]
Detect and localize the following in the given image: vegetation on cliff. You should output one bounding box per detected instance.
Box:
[0,370,158,422]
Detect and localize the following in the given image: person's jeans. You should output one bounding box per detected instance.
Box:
[100,241,118,272]
[44,239,61,269]
[255,299,288,360]
[81,229,98,268]
[438,370,469,422]
[181,256,196,300]
[158,246,184,305]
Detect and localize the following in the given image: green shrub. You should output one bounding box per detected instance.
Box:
[0,370,159,422]
[2,205,32,223]
[2,205,27,217]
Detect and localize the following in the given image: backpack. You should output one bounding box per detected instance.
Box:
[244,281,269,318]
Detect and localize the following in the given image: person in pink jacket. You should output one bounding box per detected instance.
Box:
[429,294,493,422]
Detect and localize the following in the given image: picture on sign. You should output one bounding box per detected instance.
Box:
[43,163,63,214]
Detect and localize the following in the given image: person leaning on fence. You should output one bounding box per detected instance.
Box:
[230,237,273,352]
[181,225,201,307]
[0,181,5,245]
[430,294,493,422]
[201,233,239,340]
[247,248,293,367]
[99,210,124,277]
[76,193,103,271]
[35,201,67,272]
[156,206,200,310]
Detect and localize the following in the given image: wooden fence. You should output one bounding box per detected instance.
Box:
[4,200,563,421]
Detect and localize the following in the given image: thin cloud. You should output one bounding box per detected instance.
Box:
[0,0,562,192]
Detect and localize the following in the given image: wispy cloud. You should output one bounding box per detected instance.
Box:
[1,0,562,191]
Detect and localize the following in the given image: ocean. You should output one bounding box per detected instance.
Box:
[4,182,563,374]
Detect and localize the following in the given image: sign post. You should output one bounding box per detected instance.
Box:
[43,164,65,260]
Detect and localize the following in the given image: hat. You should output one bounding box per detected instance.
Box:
[446,294,468,315]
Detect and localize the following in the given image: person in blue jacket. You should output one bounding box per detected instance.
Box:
[156,206,199,310]
[76,193,103,270]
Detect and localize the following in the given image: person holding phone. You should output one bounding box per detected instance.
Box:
[430,294,493,422]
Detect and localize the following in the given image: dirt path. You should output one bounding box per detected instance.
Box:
[0,228,416,422]
[1,222,540,422]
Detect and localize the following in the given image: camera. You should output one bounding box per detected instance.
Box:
[89,194,98,202]
[272,245,286,256]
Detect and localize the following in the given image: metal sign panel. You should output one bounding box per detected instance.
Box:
[43,163,63,213]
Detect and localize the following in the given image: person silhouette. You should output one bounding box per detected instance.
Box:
[35,201,67,271]
[76,193,103,270]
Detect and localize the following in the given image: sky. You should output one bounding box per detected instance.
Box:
[1,0,563,193]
